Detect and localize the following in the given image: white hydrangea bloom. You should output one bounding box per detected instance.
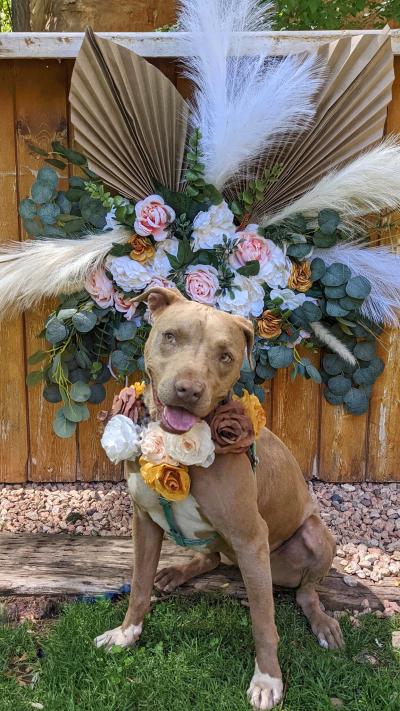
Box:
[192,201,235,250]
[107,256,151,292]
[101,415,142,464]
[217,274,265,318]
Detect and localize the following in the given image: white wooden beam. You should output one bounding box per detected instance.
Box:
[0,30,399,60]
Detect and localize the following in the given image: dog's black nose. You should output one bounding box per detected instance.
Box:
[175,379,205,403]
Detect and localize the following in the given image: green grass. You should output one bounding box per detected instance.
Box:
[0,595,399,711]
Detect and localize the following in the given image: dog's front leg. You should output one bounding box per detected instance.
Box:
[95,504,163,649]
[191,457,283,710]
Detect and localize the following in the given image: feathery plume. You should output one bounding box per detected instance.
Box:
[310,322,357,365]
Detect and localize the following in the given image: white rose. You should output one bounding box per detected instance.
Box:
[164,421,215,468]
[192,201,235,250]
[140,422,168,464]
[151,238,179,278]
[269,288,307,311]
[217,273,265,318]
[107,255,151,292]
[258,247,291,289]
[101,415,142,464]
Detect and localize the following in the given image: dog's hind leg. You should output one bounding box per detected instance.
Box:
[154,551,221,592]
[270,514,344,650]
[95,505,163,649]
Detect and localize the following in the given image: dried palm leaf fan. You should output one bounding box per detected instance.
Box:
[69,28,190,201]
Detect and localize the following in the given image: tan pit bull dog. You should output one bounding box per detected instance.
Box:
[95,287,344,710]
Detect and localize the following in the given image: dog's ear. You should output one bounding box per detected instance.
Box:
[131,286,186,317]
[233,315,255,369]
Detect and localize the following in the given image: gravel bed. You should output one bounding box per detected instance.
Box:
[0,480,399,586]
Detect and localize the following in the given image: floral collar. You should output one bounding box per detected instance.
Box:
[101,382,266,502]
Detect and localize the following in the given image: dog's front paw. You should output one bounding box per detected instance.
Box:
[94,622,143,650]
[247,662,283,710]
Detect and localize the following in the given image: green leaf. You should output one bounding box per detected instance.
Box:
[346,276,371,300]
[53,409,77,438]
[302,301,322,322]
[310,257,326,281]
[321,263,352,287]
[23,218,42,236]
[72,311,97,333]
[52,142,87,166]
[31,181,54,204]
[70,381,92,403]
[304,362,322,383]
[38,203,61,225]
[45,318,68,344]
[43,384,62,403]
[28,143,48,157]
[354,341,376,361]
[325,300,350,318]
[313,231,337,248]
[28,350,48,365]
[94,365,112,384]
[352,367,376,386]
[19,198,37,219]
[327,374,352,396]
[323,353,344,376]
[368,357,385,377]
[268,346,294,369]
[61,402,90,423]
[45,158,67,170]
[111,349,131,372]
[324,285,347,299]
[37,166,59,189]
[343,388,369,415]
[114,321,137,341]
[88,384,106,404]
[318,209,340,235]
[255,363,276,380]
[26,370,44,386]
[236,260,260,277]
[323,387,344,405]
[57,308,77,321]
[287,243,313,260]
[339,296,362,311]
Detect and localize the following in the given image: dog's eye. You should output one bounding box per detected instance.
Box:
[220,351,233,364]
[163,331,176,344]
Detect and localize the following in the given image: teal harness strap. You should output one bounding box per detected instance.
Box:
[158,496,217,548]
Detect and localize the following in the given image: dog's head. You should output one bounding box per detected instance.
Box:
[134,287,254,433]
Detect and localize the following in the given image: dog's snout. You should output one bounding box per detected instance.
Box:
[175,378,205,403]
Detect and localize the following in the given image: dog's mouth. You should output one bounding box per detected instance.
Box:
[151,385,200,434]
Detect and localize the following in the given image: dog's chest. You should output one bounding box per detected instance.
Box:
[127,470,218,552]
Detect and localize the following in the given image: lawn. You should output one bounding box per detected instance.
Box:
[0,595,399,711]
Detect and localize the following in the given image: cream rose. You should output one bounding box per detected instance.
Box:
[164,421,215,468]
[140,422,170,464]
[107,255,151,292]
[150,238,179,278]
[217,273,264,317]
[185,264,219,305]
[114,292,137,320]
[134,194,175,242]
[85,268,114,308]
[101,415,142,464]
[191,201,235,250]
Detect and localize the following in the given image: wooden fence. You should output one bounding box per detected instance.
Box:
[0,31,399,484]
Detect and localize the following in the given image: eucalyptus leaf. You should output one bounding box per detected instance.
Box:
[88,384,106,404]
[94,364,112,384]
[255,363,276,380]
[313,231,337,248]
[115,321,137,341]
[19,198,37,219]
[23,218,42,236]
[26,370,44,386]
[43,383,62,403]
[37,166,58,188]
[326,300,350,318]
[28,350,48,365]
[322,354,344,376]
[310,257,325,281]
[323,388,345,405]
[327,375,352,396]
[354,341,376,361]
[69,368,91,384]
[62,402,90,423]
[305,363,322,384]
[346,276,372,300]
[53,410,77,438]
[58,308,77,321]
[321,263,352,287]
[31,181,54,204]
[318,209,340,235]
[302,301,322,322]
[339,296,362,311]
[72,311,97,333]
[287,243,313,260]
[45,318,68,344]
[70,381,91,402]
[343,388,369,415]
[236,260,260,277]
[111,349,131,372]
[324,285,347,299]
[268,346,294,369]
[38,203,61,225]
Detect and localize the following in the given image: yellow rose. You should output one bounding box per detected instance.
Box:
[133,381,146,398]
[287,261,312,292]
[129,235,156,264]
[233,390,266,439]
[139,457,190,502]
[257,310,282,340]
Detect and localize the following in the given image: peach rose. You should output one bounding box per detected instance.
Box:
[140,422,169,464]
[233,390,266,439]
[185,265,219,305]
[230,225,271,269]
[114,292,137,320]
[85,268,114,309]
[287,261,313,292]
[208,400,255,455]
[129,235,156,264]
[134,194,175,242]
[139,457,190,502]
[257,310,282,340]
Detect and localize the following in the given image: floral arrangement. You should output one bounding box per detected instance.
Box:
[101,382,266,501]
[19,139,388,438]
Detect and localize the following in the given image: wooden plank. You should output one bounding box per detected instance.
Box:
[367,55,400,482]
[271,348,320,479]
[0,30,399,60]
[14,59,77,482]
[0,60,29,483]
[0,534,398,612]
[319,405,368,483]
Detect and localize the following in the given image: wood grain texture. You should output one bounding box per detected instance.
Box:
[319,405,368,482]
[367,55,400,482]
[0,534,398,611]
[0,61,29,483]
[271,349,320,480]
[14,59,77,482]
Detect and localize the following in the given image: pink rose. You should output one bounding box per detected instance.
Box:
[85,268,114,308]
[114,292,137,321]
[140,422,179,465]
[134,194,175,242]
[229,224,271,269]
[185,265,219,305]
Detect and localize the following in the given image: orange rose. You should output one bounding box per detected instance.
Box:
[139,457,190,502]
[233,390,266,439]
[287,261,312,292]
[257,310,282,339]
[129,235,155,264]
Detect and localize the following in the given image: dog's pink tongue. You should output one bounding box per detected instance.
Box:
[162,406,198,433]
